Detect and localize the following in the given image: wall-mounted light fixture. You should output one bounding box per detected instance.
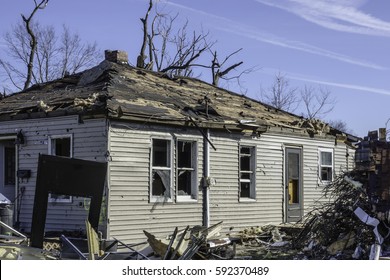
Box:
[15,130,25,145]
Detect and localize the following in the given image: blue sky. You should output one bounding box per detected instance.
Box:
[1,0,390,137]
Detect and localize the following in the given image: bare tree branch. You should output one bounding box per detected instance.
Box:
[21,0,49,90]
[137,2,214,77]
[211,49,244,86]
[0,60,24,91]
[260,72,300,112]
[301,85,336,119]
[137,0,153,68]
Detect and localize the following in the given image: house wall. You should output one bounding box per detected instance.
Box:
[107,121,354,244]
[107,122,204,244]
[0,116,108,233]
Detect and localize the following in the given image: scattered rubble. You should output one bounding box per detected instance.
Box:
[293,172,390,260]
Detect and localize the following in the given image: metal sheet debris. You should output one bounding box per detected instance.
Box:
[354,207,384,244]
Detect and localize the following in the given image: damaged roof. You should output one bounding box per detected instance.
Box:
[0,57,342,137]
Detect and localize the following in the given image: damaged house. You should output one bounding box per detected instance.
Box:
[0,50,356,245]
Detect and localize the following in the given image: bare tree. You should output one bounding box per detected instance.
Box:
[328,119,352,134]
[300,85,336,120]
[137,0,153,69]
[137,0,211,77]
[136,0,248,85]
[211,49,243,86]
[0,18,101,93]
[260,72,299,112]
[34,23,57,83]
[58,25,100,76]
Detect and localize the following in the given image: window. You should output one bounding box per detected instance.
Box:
[239,146,256,200]
[4,146,15,185]
[177,140,197,201]
[150,138,198,202]
[48,135,73,203]
[49,136,72,157]
[319,148,333,183]
[151,139,172,200]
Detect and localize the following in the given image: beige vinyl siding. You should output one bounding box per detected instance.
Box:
[0,116,108,233]
[209,133,285,234]
[107,122,204,244]
[207,132,352,235]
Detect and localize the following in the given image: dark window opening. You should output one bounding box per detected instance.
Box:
[239,146,255,199]
[153,139,170,167]
[177,141,196,198]
[54,138,71,157]
[4,147,15,185]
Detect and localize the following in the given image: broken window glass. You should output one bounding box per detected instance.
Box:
[151,139,172,199]
[152,170,170,197]
[178,141,192,168]
[178,170,192,196]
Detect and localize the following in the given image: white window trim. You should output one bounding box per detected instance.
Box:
[48,134,73,203]
[239,145,257,202]
[1,140,17,187]
[150,137,173,203]
[48,134,73,158]
[318,147,334,184]
[176,139,198,202]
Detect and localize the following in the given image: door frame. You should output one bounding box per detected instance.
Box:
[0,135,18,225]
[284,146,303,223]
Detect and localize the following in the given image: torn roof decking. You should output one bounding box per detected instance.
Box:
[0,60,335,136]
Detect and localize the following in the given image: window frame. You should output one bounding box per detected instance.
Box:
[176,139,198,202]
[48,134,73,203]
[3,145,16,186]
[239,145,256,201]
[150,137,173,203]
[318,148,334,184]
[48,134,73,158]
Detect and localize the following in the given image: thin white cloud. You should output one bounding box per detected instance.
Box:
[255,0,390,36]
[164,1,386,70]
[216,25,386,70]
[289,75,390,96]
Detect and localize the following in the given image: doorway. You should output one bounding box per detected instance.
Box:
[285,147,303,222]
[0,140,16,202]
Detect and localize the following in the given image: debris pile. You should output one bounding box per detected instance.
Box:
[143,221,235,260]
[293,172,390,259]
[230,225,299,260]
